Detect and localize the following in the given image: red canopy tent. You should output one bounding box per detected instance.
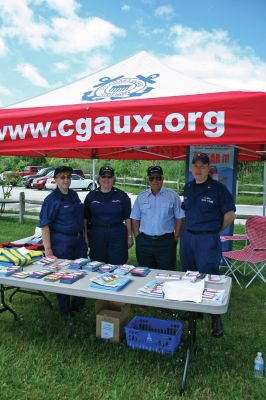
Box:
[0,51,265,161]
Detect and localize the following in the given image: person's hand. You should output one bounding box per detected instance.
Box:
[45,248,57,259]
[128,236,134,248]
[174,234,179,242]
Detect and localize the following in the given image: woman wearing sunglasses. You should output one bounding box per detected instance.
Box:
[84,166,132,265]
[131,166,184,270]
[39,166,87,316]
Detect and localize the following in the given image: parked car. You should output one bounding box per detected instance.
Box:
[23,167,55,188]
[73,169,85,178]
[32,171,55,190]
[45,174,97,191]
[14,165,43,178]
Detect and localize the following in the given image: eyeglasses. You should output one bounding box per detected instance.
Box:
[100,175,112,179]
[58,175,72,180]
[149,175,163,181]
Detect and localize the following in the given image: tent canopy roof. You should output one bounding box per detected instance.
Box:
[1,51,265,161]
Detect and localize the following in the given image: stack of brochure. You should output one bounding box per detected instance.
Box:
[114,264,135,275]
[182,271,200,282]
[136,280,164,298]
[29,268,54,279]
[155,272,181,280]
[0,265,22,276]
[69,258,90,269]
[204,274,227,284]
[131,266,150,277]
[89,272,131,291]
[12,271,30,279]
[60,271,86,284]
[83,261,104,271]
[98,264,117,273]
[202,288,226,304]
[44,271,68,282]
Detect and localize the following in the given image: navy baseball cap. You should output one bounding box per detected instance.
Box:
[147,166,163,176]
[99,166,115,176]
[192,153,210,164]
[54,166,73,178]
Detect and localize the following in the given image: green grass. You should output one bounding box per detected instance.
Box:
[0,219,265,400]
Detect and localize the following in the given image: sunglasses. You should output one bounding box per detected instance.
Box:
[58,175,72,180]
[149,175,163,181]
[100,175,113,179]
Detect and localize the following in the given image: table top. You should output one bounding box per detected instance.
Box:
[0,264,232,315]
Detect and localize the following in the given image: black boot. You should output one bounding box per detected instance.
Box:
[211,315,223,337]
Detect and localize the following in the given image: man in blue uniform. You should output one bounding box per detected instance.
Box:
[131,166,184,270]
[84,166,132,264]
[39,166,87,316]
[180,153,236,337]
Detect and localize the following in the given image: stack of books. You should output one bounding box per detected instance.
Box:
[89,272,131,291]
[136,280,164,298]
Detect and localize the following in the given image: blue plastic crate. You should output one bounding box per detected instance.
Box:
[125,316,183,355]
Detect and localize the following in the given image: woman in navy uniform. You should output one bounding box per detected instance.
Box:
[180,153,236,337]
[84,166,133,264]
[39,166,87,315]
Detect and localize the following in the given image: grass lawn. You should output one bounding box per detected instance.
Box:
[0,219,265,400]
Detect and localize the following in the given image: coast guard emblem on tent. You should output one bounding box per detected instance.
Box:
[82,73,159,101]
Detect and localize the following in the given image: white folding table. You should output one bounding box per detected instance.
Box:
[0,266,232,395]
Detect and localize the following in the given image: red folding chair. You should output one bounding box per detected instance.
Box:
[223,216,266,288]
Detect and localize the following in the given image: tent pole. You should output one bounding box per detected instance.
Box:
[263,146,266,216]
[92,159,96,190]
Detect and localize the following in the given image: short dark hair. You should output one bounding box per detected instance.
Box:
[192,153,210,164]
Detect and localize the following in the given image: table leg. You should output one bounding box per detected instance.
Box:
[9,287,53,309]
[0,285,18,320]
[179,312,197,396]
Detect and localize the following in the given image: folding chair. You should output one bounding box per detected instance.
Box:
[222,216,266,288]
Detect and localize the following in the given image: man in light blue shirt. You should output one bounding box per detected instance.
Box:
[131,166,184,270]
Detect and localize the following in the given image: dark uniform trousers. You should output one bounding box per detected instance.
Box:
[51,231,87,313]
[180,230,221,274]
[135,232,177,270]
[89,224,128,265]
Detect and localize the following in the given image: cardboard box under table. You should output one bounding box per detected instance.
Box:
[95,300,131,343]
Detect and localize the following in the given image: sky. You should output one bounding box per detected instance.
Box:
[0,0,266,107]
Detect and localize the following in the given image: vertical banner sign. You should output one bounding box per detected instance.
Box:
[186,145,238,253]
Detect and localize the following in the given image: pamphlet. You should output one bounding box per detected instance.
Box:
[163,279,205,302]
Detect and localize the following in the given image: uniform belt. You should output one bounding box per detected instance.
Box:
[187,229,220,235]
[53,230,83,237]
[92,222,123,228]
[141,232,174,240]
